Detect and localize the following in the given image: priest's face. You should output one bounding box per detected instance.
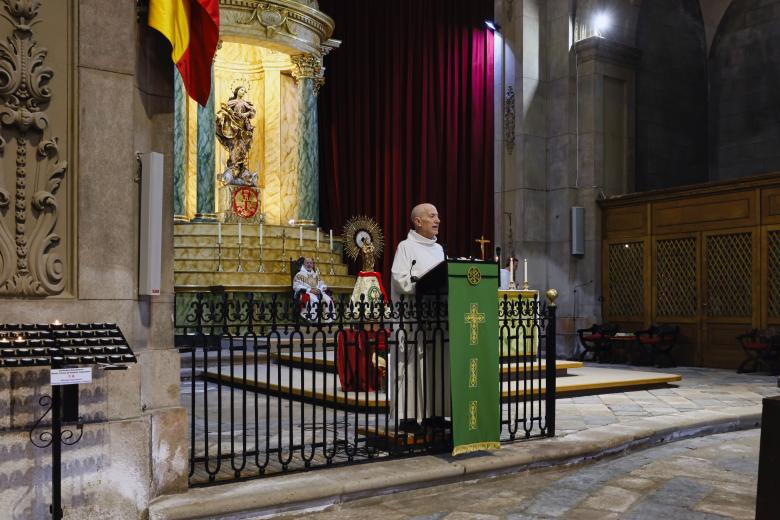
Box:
[304,258,315,271]
[415,204,440,239]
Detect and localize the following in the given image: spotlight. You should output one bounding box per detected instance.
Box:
[593,12,611,37]
[485,20,501,32]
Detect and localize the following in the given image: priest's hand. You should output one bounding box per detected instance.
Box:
[311,288,321,296]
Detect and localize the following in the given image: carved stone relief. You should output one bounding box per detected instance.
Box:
[0,0,68,296]
[504,86,515,154]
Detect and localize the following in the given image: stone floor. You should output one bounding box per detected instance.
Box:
[553,365,779,436]
[273,428,761,519]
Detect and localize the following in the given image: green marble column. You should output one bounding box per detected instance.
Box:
[173,68,186,218]
[195,67,216,220]
[298,77,319,223]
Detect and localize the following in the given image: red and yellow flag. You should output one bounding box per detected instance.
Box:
[149,0,220,106]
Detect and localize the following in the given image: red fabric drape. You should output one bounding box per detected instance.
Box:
[318,0,495,284]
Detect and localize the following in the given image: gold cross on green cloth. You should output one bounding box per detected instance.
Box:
[464,303,486,345]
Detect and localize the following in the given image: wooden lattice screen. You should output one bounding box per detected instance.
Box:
[607,242,644,317]
[705,233,752,317]
[768,230,780,318]
[656,237,696,317]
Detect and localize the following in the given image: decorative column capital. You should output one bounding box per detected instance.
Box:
[291,53,325,94]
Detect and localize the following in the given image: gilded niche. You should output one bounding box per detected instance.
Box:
[0,0,67,296]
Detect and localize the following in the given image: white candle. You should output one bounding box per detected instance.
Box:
[329,229,333,251]
[217,222,222,244]
[238,222,242,244]
[259,223,263,246]
[299,226,303,247]
[316,228,320,249]
[524,258,528,283]
[509,259,514,285]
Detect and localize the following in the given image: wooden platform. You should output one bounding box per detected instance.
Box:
[269,349,584,377]
[203,363,682,411]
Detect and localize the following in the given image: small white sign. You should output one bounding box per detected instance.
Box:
[51,367,92,386]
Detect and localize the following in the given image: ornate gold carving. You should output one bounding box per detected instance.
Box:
[220,0,335,56]
[504,86,515,154]
[464,303,486,345]
[0,0,66,296]
[342,215,384,271]
[290,53,324,93]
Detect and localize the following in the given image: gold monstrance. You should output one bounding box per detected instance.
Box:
[343,216,384,272]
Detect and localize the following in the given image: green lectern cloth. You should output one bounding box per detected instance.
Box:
[447,261,501,456]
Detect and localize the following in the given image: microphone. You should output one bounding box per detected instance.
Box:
[410,259,418,283]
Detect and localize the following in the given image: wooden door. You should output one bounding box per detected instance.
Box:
[652,233,700,365]
[761,225,780,329]
[701,228,760,368]
[602,237,651,331]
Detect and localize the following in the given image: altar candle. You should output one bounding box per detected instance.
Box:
[316,228,320,249]
[509,258,514,285]
[217,222,222,244]
[259,223,263,246]
[329,229,333,251]
[238,222,242,244]
[524,258,528,283]
[299,226,303,247]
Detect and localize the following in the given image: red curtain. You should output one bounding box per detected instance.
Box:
[318,0,495,283]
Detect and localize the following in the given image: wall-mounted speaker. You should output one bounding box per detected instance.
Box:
[139,152,163,296]
[571,206,585,256]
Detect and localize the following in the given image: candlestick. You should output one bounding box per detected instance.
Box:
[237,241,244,272]
[217,221,222,244]
[216,242,224,272]
[238,222,242,245]
[329,229,333,251]
[259,223,263,246]
[524,258,528,283]
[316,228,320,250]
[280,229,287,273]
[299,225,303,247]
[509,258,515,289]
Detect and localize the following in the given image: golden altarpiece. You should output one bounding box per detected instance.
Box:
[173,0,354,293]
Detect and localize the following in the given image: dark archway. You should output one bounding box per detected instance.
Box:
[635,0,708,190]
[709,0,780,181]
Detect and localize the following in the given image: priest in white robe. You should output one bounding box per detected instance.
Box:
[293,258,332,319]
[390,203,450,431]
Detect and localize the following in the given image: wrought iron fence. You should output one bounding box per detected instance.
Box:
[176,292,557,486]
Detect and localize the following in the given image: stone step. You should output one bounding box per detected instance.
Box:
[174,271,356,291]
[174,258,350,275]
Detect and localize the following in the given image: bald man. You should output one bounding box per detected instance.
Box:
[390,203,450,432]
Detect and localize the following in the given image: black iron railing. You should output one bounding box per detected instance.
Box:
[176,292,556,486]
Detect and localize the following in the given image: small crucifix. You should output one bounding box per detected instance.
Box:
[475,235,491,260]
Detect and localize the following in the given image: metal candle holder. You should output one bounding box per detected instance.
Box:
[328,250,335,275]
[280,230,287,273]
[236,242,244,272]
[257,242,265,273]
[216,241,224,272]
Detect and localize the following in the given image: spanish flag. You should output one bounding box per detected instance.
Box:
[149,0,220,106]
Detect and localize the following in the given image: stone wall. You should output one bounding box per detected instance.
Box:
[709,0,780,180]
[635,0,708,190]
[0,1,187,518]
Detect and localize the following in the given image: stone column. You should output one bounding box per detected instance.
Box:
[173,69,187,220]
[291,54,324,224]
[194,66,216,221]
[569,36,640,350]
